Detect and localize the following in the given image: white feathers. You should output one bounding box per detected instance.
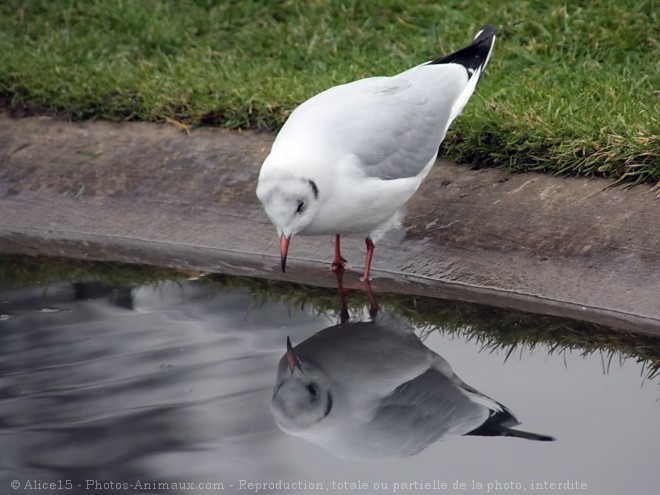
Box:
[256,26,496,273]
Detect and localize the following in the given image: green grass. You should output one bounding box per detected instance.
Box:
[0,254,185,288]
[1,0,658,184]
[2,254,659,381]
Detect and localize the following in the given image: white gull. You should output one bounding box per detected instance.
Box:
[257,25,497,278]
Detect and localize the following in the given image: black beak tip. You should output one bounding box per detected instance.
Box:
[281,257,287,273]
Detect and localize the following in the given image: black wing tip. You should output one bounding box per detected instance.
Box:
[465,424,556,442]
[428,23,497,70]
[465,405,555,442]
[473,24,499,42]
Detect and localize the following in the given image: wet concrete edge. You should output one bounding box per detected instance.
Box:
[0,113,658,335]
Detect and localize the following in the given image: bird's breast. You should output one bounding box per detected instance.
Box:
[301,174,420,236]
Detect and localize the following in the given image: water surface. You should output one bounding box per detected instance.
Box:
[0,273,658,495]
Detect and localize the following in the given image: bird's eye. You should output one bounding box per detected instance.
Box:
[307,383,319,398]
[296,200,306,214]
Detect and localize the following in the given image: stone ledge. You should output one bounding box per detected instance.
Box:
[1,113,658,335]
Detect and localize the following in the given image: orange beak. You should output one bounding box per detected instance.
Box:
[280,233,291,273]
[286,336,302,373]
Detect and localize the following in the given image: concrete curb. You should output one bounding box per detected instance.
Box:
[1,114,658,335]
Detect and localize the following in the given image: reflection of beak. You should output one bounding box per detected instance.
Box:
[286,336,302,374]
[280,234,291,273]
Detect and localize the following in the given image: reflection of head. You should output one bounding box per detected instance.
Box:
[271,338,334,432]
[271,312,553,460]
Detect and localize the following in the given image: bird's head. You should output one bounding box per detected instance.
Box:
[270,337,333,433]
[256,174,320,272]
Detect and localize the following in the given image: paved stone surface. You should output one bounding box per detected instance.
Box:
[1,113,658,334]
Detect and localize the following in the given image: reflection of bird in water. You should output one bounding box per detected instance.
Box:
[271,310,554,460]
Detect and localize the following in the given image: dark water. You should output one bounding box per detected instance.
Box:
[0,277,658,495]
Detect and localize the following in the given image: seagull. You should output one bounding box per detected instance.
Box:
[257,25,497,279]
[271,311,554,460]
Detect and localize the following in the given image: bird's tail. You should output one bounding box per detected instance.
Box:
[429,24,497,125]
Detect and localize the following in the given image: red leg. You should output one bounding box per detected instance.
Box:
[361,237,375,281]
[331,234,347,272]
[363,278,379,318]
[333,266,350,323]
